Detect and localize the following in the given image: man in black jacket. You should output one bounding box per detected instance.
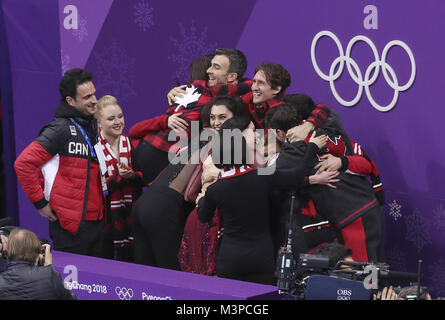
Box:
[14,68,104,256]
[0,228,75,300]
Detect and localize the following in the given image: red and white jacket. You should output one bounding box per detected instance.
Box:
[14,102,104,234]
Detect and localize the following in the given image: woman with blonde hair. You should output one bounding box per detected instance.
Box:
[94,95,143,261]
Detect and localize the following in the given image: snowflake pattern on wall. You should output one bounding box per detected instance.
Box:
[387,199,402,221]
[72,18,88,41]
[134,0,155,32]
[404,208,432,253]
[93,40,137,103]
[385,246,407,272]
[61,50,71,75]
[432,203,445,231]
[168,21,217,84]
[428,258,445,297]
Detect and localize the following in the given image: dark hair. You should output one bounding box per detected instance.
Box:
[283,94,316,121]
[215,48,248,80]
[219,116,251,132]
[254,62,291,94]
[200,95,245,128]
[266,103,301,132]
[189,54,213,82]
[264,106,279,129]
[59,68,93,102]
[212,116,251,170]
[311,242,353,269]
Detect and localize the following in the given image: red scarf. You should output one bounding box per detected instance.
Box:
[96,130,135,229]
[97,130,132,176]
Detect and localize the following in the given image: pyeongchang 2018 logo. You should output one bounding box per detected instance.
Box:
[311,30,416,112]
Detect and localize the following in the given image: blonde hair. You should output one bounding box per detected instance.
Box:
[7,228,41,263]
[95,95,120,119]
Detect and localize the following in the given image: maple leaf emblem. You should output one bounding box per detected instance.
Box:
[174,85,202,111]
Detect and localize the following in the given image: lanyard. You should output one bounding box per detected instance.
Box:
[69,118,97,158]
[70,118,109,196]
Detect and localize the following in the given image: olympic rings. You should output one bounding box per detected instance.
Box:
[115,286,134,300]
[311,30,416,112]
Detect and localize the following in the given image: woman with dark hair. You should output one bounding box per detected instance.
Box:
[197,116,275,284]
[196,116,326,284]
[132,96,244,270]
[177,97,245,275]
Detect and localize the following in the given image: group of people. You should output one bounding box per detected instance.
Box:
[13,47,387,286]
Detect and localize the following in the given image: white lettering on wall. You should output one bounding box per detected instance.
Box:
[363,5,378,30]
[63,264,78,283]
[63,5,78,30]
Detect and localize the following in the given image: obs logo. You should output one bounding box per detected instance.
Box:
[311,30,416,112]
[337,288,352,300]
[115,286,134,300]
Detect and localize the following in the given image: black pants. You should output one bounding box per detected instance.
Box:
[60,240,103,258]
[50,220,104,258]
[98,230,134,262]
[132,185,187,270]
[132,140,170,185]
[338,206,384,263]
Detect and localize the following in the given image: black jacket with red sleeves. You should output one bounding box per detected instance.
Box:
[14,102,104,235]
[279,134,380,231]
[314,110,385,205]
[306,172,379,229]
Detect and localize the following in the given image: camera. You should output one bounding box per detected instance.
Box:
[0,227,11,238]
[275,192,334,299]
[276,250,425,300]
[38,239,50,266]
[276,250,331,299]
[0,217,14,236]
[276,193,426,300]
[0,218,15,258]
[0,227,14,240]
[38,245,46,266]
